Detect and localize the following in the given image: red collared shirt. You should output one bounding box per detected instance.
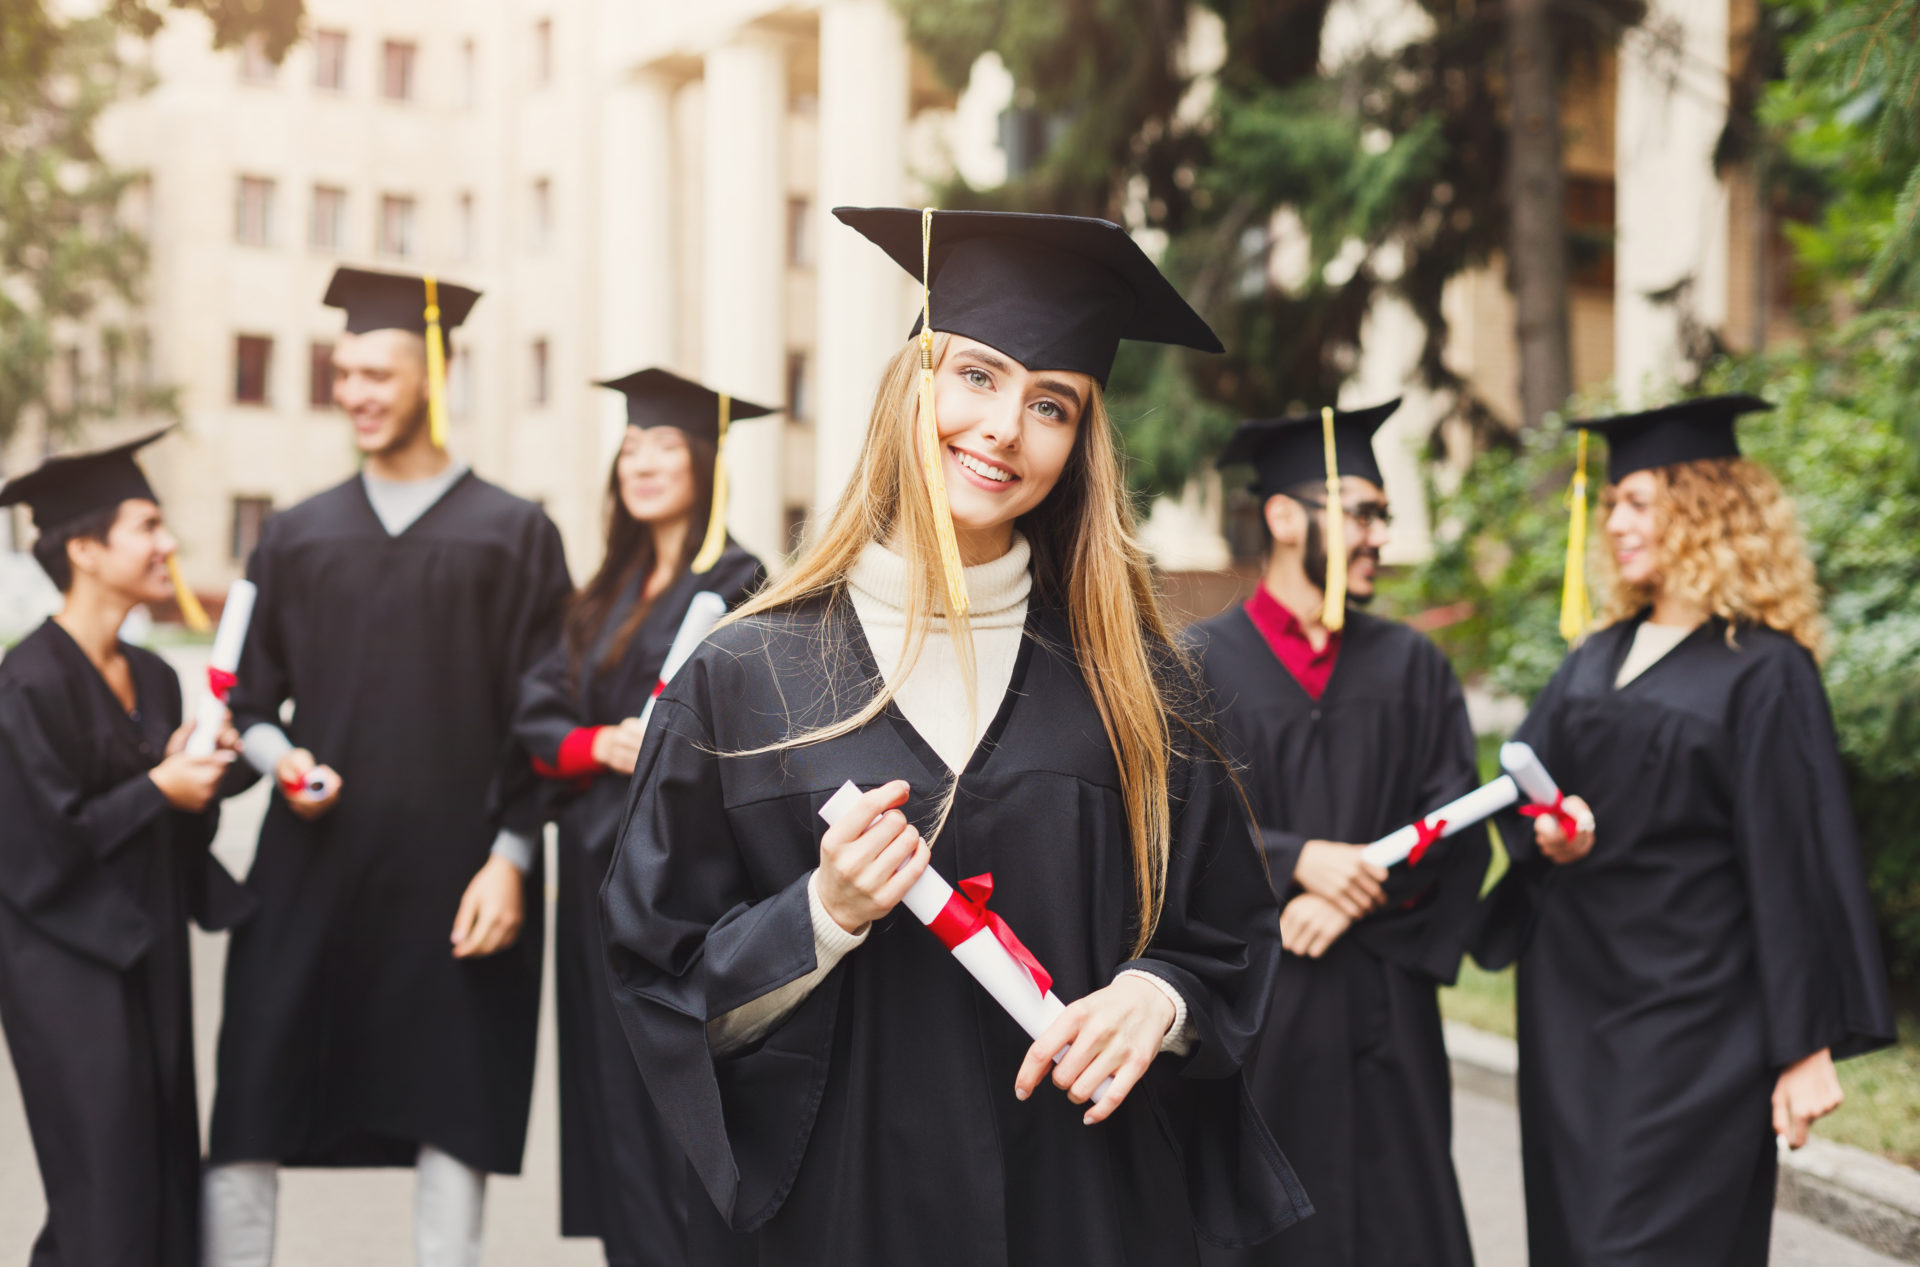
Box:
[1243,584,1341,700]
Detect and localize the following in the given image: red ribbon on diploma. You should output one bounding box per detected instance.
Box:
[208,666,238,701]
[925,873,1054,998]
[1408,817,1447,867]
[650,679,666,699]
[1519,791,1579,841]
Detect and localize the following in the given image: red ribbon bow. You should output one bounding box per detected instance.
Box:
[208,666,238,701]
[1519,790,1579,841]
[1408,817,1447,867]
[926,873,1054,999]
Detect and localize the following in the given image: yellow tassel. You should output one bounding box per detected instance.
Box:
[1319,406,1347,632]
[167,553,211,632]
[692,392,730,573]
[916,207,969,616]
[1559,429,1592,643]
[423,275,450,450]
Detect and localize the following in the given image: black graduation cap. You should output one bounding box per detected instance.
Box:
[832,207,1223,386]
[0,426,173,535]
[322,266,482,336]
[1216,399,1400,497]
[1574,393,1771,483]
[594,368,778,444]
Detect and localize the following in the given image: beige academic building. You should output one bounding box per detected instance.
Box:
[7,0,1786,604]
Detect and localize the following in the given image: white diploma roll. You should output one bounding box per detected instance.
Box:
[819,782,1110,1102]
[186,580,258,757]
[1359,741,1562,868]
[633,591,729,735]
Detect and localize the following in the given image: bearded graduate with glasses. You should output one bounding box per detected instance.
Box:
[1186,401,1489,1267]
[598,208,1308,1266]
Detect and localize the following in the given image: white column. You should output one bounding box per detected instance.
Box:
[702,35,790,563]
[1614,0,1731,403]
[598,71,675,468]
[813,0,910,519]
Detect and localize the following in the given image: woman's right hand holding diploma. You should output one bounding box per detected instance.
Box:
[1533,793,1596,864]
[276,747,343,821]
[815,779,929,935]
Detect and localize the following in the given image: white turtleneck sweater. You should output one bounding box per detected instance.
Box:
[707,533,1192,1059]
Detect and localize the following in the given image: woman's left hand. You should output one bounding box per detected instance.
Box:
[1014,974,1175,1126]
[1773,1047,1844,1148]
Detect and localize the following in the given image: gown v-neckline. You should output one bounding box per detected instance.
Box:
[837,595,1040,783]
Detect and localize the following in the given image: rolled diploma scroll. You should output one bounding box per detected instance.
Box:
[1358,741,1562,868]
[186,580,257,757]
[633,591,729,736]
[819,782,1112,1102]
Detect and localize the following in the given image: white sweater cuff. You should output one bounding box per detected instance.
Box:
[1118,968,1194,1057]
[808,870,871,965]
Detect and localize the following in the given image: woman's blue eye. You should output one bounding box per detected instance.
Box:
[1034,399,1061,419]
[964,368,990,388]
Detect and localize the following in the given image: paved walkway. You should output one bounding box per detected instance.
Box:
[0,648,1907,1263]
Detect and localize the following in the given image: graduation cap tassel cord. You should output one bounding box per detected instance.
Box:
[166,553,212,632]
[1559,429,1591,643]
[916,207,970,616]
[691,393,730,574]
[423,275,450,451]
[1319,406,1347,633]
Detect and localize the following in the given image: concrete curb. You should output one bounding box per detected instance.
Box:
[1442,1022,1920,1261]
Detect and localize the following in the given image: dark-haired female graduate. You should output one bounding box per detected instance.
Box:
[1188,402,1487,1267]
[0,428,252,1267]
[1475,395,1895,1266]
[514,369,768,1267]
[600,208,1307,1266]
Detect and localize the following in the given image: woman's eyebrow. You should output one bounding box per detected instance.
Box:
[959,347,1014,374]
[1035,377,1087,410]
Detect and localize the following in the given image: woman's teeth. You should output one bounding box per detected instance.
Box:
[955,450,1013,483]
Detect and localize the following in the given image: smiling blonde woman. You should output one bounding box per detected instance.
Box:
[600,208,1307,1266]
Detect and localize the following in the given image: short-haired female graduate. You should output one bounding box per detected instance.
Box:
[600,208,1308,1266]
[0,428,252,1266]
[513,369,768,1267]
[1474,395,1895,1266]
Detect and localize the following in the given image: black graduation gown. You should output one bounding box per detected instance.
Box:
[513,542,765,1264]
[0,620,252,1267]
[1185,607,1488,1267]
[600,596,1309,1267]
[1474,616,1896,1267]
[209,471,572,1174]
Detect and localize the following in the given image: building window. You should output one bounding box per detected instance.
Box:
[530,338,549,406]
[310,184,346,251]
[1567,175,1617,291]
[378,194,416,258]
[313,29,347,92]
[456,191,474,260]
[529,178,551,251]
[235,335,273,405]
[240,33,277,84]
[382,40,417,101]
[533,18,552,88]
[308,341,335,409]
[787,198,813,269]
[460,38,477,108]
[234,176,275,246]
[231,497,273,564]
[786,351,811,421]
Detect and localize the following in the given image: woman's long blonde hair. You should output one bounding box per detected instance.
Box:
[726,334,1184,956]
[1599,456,1829,658]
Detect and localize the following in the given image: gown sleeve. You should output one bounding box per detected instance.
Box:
[1730,645,1895,1064]
[1470,647,1580,970]
[511,638,585,769]
[1350,646,1492,982]
[488,511,573,838]
[600,670,838,1234]
[1116,719,1312,1247]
